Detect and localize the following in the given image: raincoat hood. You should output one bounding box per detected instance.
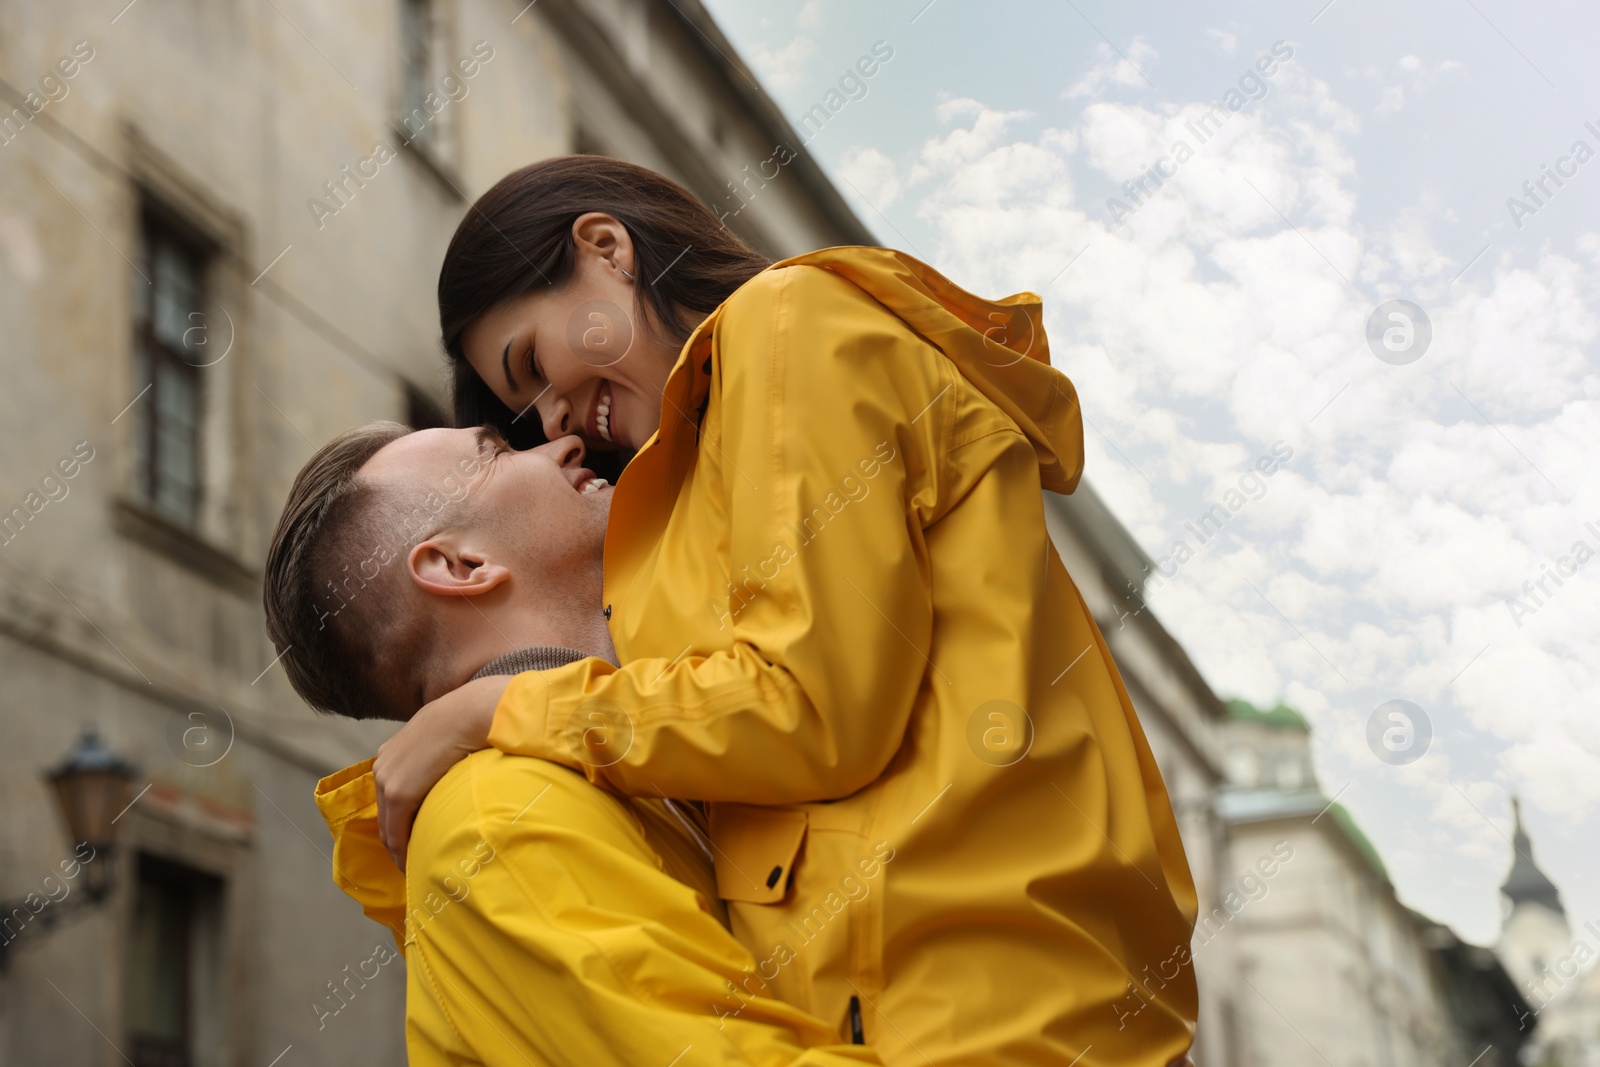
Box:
[765,246,1084,495]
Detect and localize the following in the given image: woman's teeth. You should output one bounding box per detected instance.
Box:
[581,477,610,495]
[596,386,613,443]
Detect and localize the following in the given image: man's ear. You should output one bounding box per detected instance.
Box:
[407,533,512,597]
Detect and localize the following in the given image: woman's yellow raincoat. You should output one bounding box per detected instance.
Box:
[489,246,1199,1065]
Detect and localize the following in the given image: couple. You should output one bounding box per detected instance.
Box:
[265,155,1200,1065]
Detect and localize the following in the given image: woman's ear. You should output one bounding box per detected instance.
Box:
[407,535,512,598]
[571,211,634,277]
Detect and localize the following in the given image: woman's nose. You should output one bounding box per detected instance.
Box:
[540,397,573,443]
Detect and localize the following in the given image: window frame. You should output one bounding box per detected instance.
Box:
[392,0,467,195]
[119,132,257,577]
[132,206,212,530]
[124,852,226,1067]
[399,0,434,129]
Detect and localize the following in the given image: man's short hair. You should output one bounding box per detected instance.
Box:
[264,420,446,720]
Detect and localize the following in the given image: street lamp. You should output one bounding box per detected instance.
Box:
[48,729,139,899]
[0,729,138,969]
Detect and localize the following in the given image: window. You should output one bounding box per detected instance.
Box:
[399,0,434,143]
[1274,758,1305,790]
[1227,748,1259,786]
[133,211,209,528]
[125,854,224,1067]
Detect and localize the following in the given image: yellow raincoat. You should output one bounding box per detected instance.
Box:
[488,247,1200,1064]
[314,750,885,1065]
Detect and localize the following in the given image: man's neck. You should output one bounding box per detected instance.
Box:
[435,589,617,691]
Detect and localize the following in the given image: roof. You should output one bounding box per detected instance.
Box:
[1226,697,1310,731]
[1048,480,1158,593]
[530,0,876,256]
[1412,913,1534,1053]
[1216,787,1387,882]
[1501,797,1564,915]
[1325,802,1387,881]
[656,0,878,247]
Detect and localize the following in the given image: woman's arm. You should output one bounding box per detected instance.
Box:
[374,675,506,868]
[377,265,963,860]
[500,266,953,793]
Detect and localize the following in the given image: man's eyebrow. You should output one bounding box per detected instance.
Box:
[501,341,516,390]
[473,425,505,454]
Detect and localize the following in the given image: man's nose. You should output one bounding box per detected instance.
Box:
[538,434,586,469]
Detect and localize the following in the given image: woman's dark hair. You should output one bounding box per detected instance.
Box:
[439,155,772,477]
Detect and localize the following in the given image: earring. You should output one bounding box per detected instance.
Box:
[619,265,634,280]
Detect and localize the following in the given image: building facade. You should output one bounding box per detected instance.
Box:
[1497,800,1600,1065]
[1047,479,1536,1066]
[0,0,867,1063]
[1216,701,1529,1067]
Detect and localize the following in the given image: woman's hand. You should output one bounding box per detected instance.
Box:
[374,674,511,870]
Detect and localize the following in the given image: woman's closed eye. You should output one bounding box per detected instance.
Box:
[524,347,560,414]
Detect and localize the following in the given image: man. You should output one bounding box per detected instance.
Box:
[268,422,880,1065]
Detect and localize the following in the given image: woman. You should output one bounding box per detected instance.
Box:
[377,155,1199,1065]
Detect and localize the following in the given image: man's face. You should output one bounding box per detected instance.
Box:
[360,426,612,579]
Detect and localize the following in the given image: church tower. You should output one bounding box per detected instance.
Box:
[1495,798,1572,1010]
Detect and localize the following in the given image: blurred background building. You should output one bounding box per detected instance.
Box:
[0,0,865,1064]
[1046,490,1539,1067]
[1497,800,1600,1067]
[0,0,1585,1064]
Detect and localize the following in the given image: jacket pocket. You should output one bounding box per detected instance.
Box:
[707,803,808,904]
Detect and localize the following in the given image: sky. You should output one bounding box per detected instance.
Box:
[701,0,1600,947]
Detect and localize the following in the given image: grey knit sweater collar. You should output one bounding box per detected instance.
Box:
[469,646,588,679]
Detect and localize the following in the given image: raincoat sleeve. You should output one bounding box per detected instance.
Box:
[316,757,410,951]
[404,751,882,1066]
[489,265,964,802]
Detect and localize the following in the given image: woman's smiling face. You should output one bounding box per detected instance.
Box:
[460,213,685,455]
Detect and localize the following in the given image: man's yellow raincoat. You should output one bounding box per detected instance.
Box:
[487,247,1200,1064]
[316,749,886,1065]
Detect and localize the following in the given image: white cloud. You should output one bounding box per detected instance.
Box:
[1206,28,1239,57]
[837,146,902,211]
[750,0,827,93]
[1361,53,1466,114]
[880,65,1600,944]
[1066,38,1159,99]
[1399,53,1467,91]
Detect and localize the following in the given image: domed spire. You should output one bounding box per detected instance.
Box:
[1501,797,1564,915]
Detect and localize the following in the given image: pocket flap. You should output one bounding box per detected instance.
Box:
[707,803,808,904]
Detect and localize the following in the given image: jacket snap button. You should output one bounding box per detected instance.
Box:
[765,865,783,889]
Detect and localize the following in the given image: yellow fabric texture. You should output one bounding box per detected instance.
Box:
[486,246,1201,1065]
[314,752,884,1066]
